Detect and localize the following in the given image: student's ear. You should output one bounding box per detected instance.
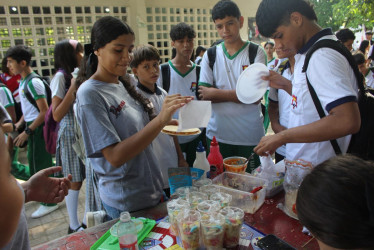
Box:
[132,67,138,76]
[290,12,303,27]
[20,60,27,68]
[239,16,244,28]
[94,49,100,57]
[171,41,175,48]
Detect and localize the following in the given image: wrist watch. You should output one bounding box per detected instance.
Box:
[25,127,33,135]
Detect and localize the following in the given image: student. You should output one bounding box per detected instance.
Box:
[198,0,266,172]
[335,28,355,52]
[296,155,374,249]
[366,30,373,45]
[267,46,296,162]
[76,16,191,219]
[131,44,188,197]
[157,22,202,166]
[6,45,56,218]
[359,40,370,58]
[0,57,21,104]
[353,52,374,88]
[50,39,86,233]
[195,45,207,65]
[0,128,71,250]
[254,0,360,166]
[264,41,277,70]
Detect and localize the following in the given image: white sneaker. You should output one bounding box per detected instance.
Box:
[31,204,59,218]
[86,210,106,228]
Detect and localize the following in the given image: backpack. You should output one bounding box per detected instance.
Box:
[23,72,52,109]
[160,63,201,99]
[302,39,374,161]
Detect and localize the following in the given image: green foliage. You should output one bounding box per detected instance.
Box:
[310,0,374,31]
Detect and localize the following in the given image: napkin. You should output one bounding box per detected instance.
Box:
[178,100,211,131]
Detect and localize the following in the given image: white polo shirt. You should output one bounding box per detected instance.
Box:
[287,29,358,166]
[267,57,278,70]
[19,73,47,122]
[365,69,374,88]
[269,60,293,157]
[198,41,266,145]
[0,86,14,108]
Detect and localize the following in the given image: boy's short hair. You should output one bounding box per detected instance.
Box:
[5,45,33,66]
[256,0,317,38]
[170,23,196,41]
[130,44,160,68]
[353,52,366,65]
[264,41,275,48]
[336,28,355,43]
[212,0,241,21]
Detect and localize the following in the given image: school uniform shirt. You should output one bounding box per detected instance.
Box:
[268,60,293,157]
[156,61,200,144]
[19,73,47,122]
[288,28,358,166]
[198,41,266,146]
[267,57,278,70]
[365,69,374,88]
[0,85,15,108]
[136,83,178,189]
[76,79,163,212]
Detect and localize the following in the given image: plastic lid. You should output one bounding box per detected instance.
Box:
[211,136,218,146]
[196,141,205,152]
[120,211,131,222]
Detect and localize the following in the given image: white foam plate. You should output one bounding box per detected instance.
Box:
[236,63,269,104]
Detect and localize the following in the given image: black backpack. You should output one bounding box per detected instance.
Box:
[303,39,374,161]
[23,72,52,111]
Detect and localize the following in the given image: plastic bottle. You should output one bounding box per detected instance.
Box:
[116,212,139,250]
[193,141,210,177]
[207,136,223,179]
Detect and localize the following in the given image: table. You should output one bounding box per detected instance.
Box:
[33,192,318,250]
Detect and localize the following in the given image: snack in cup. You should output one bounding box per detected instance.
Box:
[186,191,209,210]
[219,206,244,248]
[199,185,219,199]
[197,200,221,215]
[175,186,199,199]
[223,156,248,173]
[167,198,189,236]
[200,213,225,250]
[210,192,232,208]
[177,209,201,250]
[192,178,213,189]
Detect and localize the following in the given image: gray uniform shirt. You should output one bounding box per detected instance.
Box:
[76,79,163,212]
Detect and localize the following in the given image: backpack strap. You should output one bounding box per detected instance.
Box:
[207,46,217,71]
[302,39,364,155]
[195,65,201,100]
[160,63,171,92]
[23,72,52,111]
[248,42,259,65]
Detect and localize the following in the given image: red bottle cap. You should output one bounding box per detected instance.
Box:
[211,136,218,146]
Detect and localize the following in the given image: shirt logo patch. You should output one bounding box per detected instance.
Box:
[291,95,297,109]
[242,65,249,71]
[190,82,197,92]
[109,100,125,118]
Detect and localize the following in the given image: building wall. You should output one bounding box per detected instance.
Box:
[0,0,260,77]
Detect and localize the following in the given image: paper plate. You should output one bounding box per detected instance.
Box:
[236,63,269,104]
[161,125,201,136]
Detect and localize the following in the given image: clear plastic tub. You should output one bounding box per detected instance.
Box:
[212,172,267,214]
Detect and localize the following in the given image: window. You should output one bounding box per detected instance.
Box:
[44,17,52,25]
[156,16,160,22]
[32,6,41,14]
[1,40,11,48]
[0,29,9,37]
[122,16,127,22]
[77,26,84,34]
[176,16,181,22]
[157,42,161,47]
[0,7,5,14]
[147,16,152,22]
[66,27,74,35]
[9,6,18,14]
[36,28,44,35]
[65,17,72,24]
[164,42,168,47]
[64,7,71,14]
[162,8,166,14]
[40,59,49,66]
[170,16,174,22]
[23,28,32,36]
[42,69,50,77]
[47,38,55,45]
[203,9,207,14]
[84,7,91,13]
[163,33,168,39]
[184,17,188,22]
[11,18,20,25]
[104,7,110,13]
[20,6,29,14]
[39,48,47,56]
[121,7,126,13]
[146,8,152,14]
[147,25,153,31]
[77,17,84,24]
[25,39,34,46]
[162,16,167,22]
[22,17,31,25]
[163,25,167,30]
[57,27,64,35]
[86,26,92,33]
[184,8,187,14]
[0,18,7,25]
[156,25,161,31]
[164,49,169,55]
[157,33,161,39]
[54,7,62,14]
[43,7,51,14]
[15,39,23,45]
[155,8,160,14]
[95,7,101,13]
[75,7,82,14]
[48,48,54,56]
[37,38,46,46]
[113,7,119,13]
[148,33,154,39]
[176,8,180,14]
[170,8,174,14]
[78,36,85,43]
[45,27,54,35]
[56,17,63,24]
[34,17,43,25]
[85,16,92,23]
[190,17,194,22]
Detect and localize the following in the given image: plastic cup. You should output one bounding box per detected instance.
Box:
[219,206,244,248]
[197,200,221,215]
[192,178,213,189]
[177,209,201,250]
[186,191,209,210]
[223,156,248,173]
[175,186,199,199]
[200,213,225,250]
[167,198,189,236]
[199,185,219,199]
[210,192,232,208]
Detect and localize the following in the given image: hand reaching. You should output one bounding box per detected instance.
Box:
[262,71,292,95]
[23,166,72,203]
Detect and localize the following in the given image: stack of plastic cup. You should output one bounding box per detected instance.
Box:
[177,209,201,250]
[197,200,221,215]
[200,213,225,250]
[192,178,213,189]
[175,186,199,199]
[199,185,219,199]
[186,191,209,210]
[210,192,232,208]
[219,206,244,248]
[167,198,189,236]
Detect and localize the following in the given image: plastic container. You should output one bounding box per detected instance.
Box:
[207,136,223,179]
[177,209,201,250]
[186,191,209,210]
[210,192,232,208]
[199,185,219,199]
[219,206,244,248]
[192,178,212,189]
[212,172,267,214]
[223,156,248,173]
[110,211,139,250]
[197,200,221,215]
[200,213,225,250]
[193,141,210,177]
[167,198,189,236]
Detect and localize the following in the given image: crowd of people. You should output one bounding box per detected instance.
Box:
[1,0,374,249]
